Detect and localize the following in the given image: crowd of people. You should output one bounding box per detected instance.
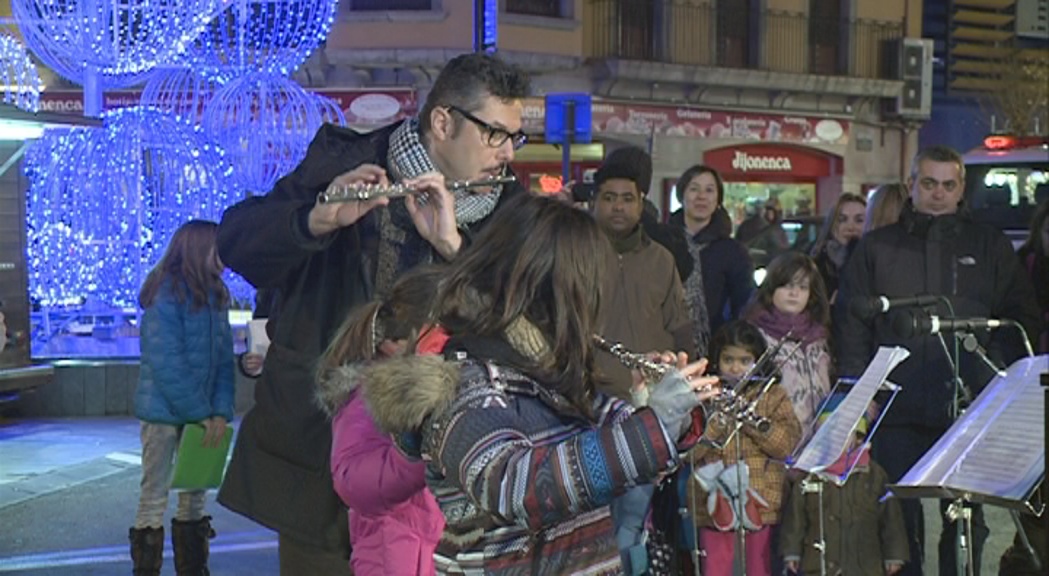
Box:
[126,52,1048,576]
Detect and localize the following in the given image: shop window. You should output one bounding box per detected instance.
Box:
[506,0,566,18]
[349,0,432,10]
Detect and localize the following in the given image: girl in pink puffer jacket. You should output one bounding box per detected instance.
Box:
[315,265,447,576]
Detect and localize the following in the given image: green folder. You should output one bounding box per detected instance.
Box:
[171,423,234,490]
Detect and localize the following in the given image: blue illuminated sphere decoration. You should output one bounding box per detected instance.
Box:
[12,0,217,87]
[25,107,254,308]
[140,67,225,122]
[174,0,338,83]
[202,73,346,195]
[0,33,42,112]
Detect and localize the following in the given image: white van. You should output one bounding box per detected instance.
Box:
[963,135,1049,247]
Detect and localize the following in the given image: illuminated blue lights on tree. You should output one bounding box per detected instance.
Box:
[25,107,254,309]
[172,0,338,83]
[12,0,219,87]
[0,33,42,112]
[202,72,346,195]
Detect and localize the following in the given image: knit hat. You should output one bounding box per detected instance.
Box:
[817,391,868,436]
[594,146,653,195]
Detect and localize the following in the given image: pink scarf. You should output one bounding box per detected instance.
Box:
[747,306,828,346]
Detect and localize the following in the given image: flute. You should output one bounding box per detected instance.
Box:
[317,174,518,204]
[591,335,721,393]
[591,335,773,432]
[593,335,669,383]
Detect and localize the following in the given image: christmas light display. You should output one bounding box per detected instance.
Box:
[201,72,346,195]
[12,0,219,87]
[173,0,338,83]
[0,33,42,112]
[140,67,225,122]
[25,107,255,309]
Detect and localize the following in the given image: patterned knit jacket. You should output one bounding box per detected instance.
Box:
[362,348,684,575]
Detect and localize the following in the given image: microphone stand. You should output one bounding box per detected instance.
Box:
[926,298,979,576]
[958,332,1007,378]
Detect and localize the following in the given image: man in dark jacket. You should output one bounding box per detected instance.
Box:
[836,145,1040,576]
[214,53,530,574]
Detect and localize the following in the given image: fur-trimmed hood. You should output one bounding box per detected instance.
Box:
[315,363,367,418]
[363,355,461,434]
[315,356,461,435]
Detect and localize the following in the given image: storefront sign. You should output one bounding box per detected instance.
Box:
[705,144,839,179]
[38,88,419,127]
[521,98,849,146]
[731,151,793,172]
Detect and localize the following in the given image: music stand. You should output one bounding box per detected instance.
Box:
[788,346,910,576]
[889,354,1048,576]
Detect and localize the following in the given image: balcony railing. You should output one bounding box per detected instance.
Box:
[587,0,905,80]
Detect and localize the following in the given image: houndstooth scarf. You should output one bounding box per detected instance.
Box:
[386,118,501,226]
[372,119,504,298]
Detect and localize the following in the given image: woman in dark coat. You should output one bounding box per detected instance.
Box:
[669,165,754,357]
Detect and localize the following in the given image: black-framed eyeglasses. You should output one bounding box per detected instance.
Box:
[447,105,528,150]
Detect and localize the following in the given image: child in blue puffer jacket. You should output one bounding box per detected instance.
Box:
[129,220,235,576]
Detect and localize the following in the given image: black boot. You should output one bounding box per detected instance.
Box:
[129,526,164,576]
[170,517,215,576]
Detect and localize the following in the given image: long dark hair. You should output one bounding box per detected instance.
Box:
[434,193,612,418]
[318,265,445,375]
[138,220,228,310]
[749,252,830,327]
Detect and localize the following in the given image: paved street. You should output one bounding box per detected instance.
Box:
[0,418,277,575]
[0,417,1022,575]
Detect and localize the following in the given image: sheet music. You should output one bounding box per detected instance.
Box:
[892,355,1047,508]
[247,318,270,356]
[793,346,911,475]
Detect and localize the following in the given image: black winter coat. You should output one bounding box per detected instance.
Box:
[215,122,522,551]
[835,202,1040,429]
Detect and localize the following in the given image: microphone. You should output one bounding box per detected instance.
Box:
[850,294,940,318]
[893,311,1013,338]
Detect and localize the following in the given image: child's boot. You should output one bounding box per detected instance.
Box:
[128,526,164,576]
[171,516,215,576]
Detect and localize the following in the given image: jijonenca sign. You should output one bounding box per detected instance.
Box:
[731,150,793,172]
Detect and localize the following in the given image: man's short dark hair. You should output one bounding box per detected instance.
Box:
[419,53,531,136]
[594,146,652,195]
[910,145,966,182]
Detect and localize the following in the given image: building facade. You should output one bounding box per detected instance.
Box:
[919,0,1049,153]
[320,0,923,221]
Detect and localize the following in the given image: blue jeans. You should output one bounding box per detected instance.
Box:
[611,484,656,575]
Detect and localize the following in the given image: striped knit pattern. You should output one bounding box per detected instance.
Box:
[423,359,679,575]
